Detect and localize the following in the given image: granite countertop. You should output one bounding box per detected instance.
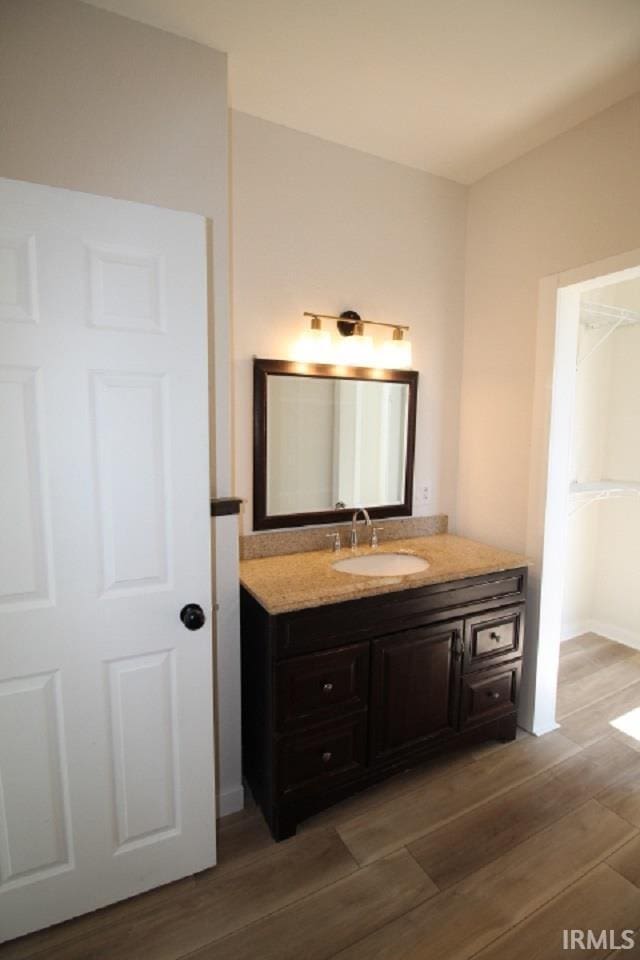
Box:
[239,533,530,615]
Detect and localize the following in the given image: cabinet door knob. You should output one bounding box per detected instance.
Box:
[322,682,334,694]
[322,751,333,764]
[487,690,500,700]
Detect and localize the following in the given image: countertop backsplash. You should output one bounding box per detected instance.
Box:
[239,514,448,561]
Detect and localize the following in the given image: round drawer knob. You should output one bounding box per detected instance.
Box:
[322,751,333,764]
[322,682,334,694]
[487,691,500,700]
[490,632,502,642]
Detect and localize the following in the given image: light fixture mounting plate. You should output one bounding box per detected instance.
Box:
[337,310,361,337]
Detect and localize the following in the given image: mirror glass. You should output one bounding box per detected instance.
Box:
[266,375,410,516]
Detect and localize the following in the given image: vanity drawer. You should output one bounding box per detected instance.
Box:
[463,605,524,672]
[276,643,369,731]
[277,713,367,797]
[460,662,520,728]
[276,569,528,657]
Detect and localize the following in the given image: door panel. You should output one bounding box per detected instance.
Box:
[370,620,462,760]
[0,231,38,324]
[106,651,179,851]
[0,366,53,609]
[88,244,166,334]
[92,371,171,595]
[0,178,214,942]
[0,671,72,889]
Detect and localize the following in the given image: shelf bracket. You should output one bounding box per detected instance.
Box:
[577,314,626,369]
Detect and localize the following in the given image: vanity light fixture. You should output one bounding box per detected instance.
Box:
[335,317,374,366]
[378,327,412,369]
[300,310,412,369]
[292,314,332,363]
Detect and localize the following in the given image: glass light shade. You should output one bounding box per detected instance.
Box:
[336,333,374,366]
[377,336,412,369]
[292,327,332,363]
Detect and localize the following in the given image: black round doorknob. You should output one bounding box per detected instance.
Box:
[180,604,206,631]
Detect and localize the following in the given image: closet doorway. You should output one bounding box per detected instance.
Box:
[563,278,640,646]
[525,250,640,742]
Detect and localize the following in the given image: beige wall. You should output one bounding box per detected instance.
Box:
[595,498,640,643]
[458,93,640,553]
[0,0,243,816]
[0,0,232,486]
[231,110,468,533]
[0,0,226,221]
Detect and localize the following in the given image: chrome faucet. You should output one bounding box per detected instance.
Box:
[350,507,371,549]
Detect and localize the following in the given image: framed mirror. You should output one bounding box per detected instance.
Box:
[253,358,418,530]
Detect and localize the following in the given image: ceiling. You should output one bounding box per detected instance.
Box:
[86,0,640,183]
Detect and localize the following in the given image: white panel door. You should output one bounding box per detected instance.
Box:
[0,178,215,942]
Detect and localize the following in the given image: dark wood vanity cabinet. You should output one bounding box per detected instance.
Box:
[241,566,527,841]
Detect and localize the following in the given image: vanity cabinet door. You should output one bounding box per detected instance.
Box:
[370,620,462,761]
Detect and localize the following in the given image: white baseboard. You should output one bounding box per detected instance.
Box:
[562,618,640,651]
[587,619,640,652]
[518,718,561,736]
[217,784,245,819]
[560,620,592,642]
[530,720,561,737]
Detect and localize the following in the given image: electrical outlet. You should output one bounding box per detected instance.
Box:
[421,484,430,503]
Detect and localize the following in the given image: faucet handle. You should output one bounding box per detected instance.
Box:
[371,527,384,548]
[326,532,341,552]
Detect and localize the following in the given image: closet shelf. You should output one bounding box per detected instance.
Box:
[578,301,640,369]
[581,301,640,330]
[569,480,640,515]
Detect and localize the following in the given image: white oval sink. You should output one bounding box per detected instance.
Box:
[332,553,429,577]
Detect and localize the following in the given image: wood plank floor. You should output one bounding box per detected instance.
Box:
[4,632,640,960]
